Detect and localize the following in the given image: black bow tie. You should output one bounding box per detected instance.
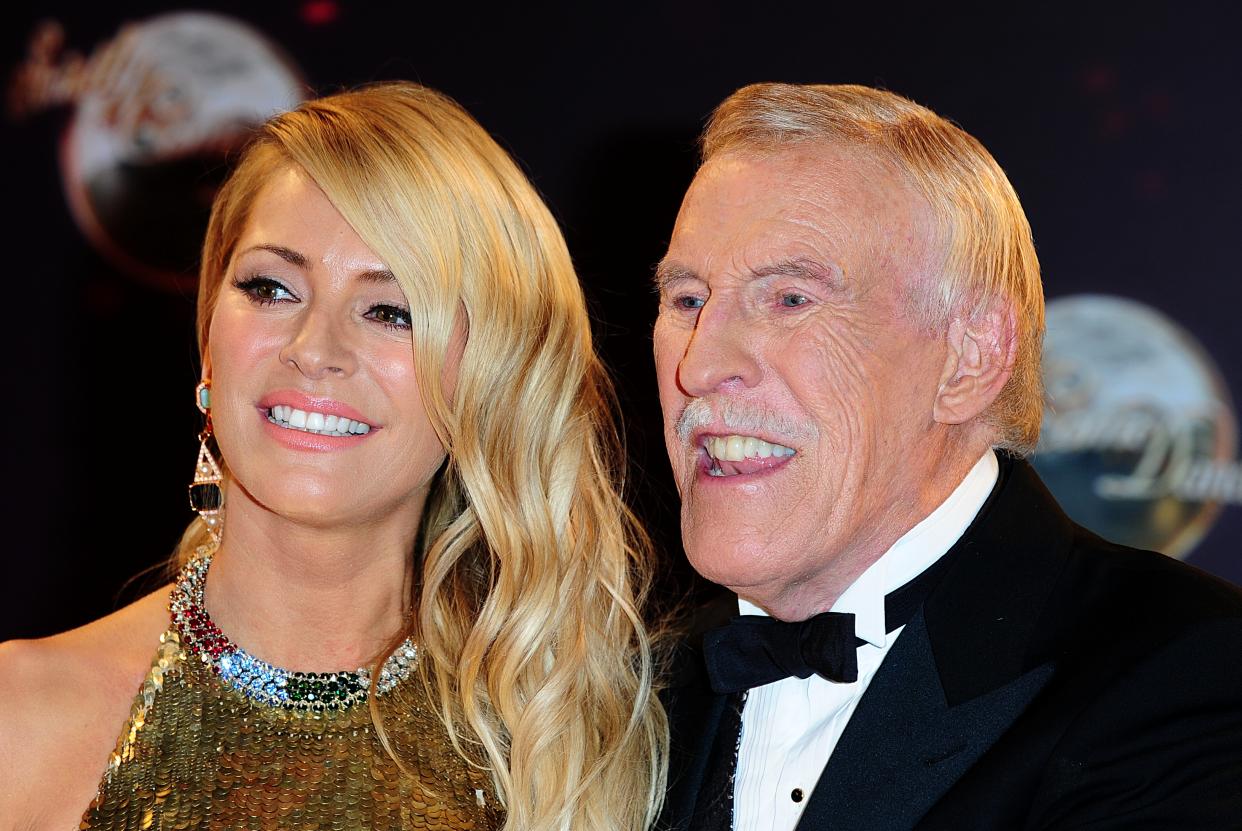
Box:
[703,611,861,693]
[701,551,957,695]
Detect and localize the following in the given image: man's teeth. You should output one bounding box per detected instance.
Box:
[268,405,372,436]
[704,435,795,462]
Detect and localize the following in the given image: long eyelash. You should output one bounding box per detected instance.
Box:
[229,277,408,329]
[369,304,412,332]
[232,275,293,307]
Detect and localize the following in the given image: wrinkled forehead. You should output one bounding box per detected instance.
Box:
[668,145,934,287]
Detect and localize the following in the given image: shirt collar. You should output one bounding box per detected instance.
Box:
[739,449,999,648]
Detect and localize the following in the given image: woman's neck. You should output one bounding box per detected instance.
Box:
[202,490,422,673]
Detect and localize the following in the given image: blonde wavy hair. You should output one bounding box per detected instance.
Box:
[701,83,1045,454]
[175,82,667,830]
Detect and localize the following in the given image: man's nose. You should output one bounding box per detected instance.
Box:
[676,298,761,397]
[279,307,358,380]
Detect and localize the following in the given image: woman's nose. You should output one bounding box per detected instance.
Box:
[278,307,357,380]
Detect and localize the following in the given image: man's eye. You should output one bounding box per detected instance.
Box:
[780,293,810,308]
[234,276,295,305]
[367,304,412,330]
[674,295,706,310]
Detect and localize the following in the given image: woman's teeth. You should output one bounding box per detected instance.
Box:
[704,434,796,462]
[267,405,372,436]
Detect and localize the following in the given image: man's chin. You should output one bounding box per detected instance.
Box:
[684,539,784,594]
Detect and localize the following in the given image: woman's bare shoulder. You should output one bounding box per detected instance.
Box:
[0,586,172,830]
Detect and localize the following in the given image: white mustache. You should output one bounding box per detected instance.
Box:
[675,398,813,444]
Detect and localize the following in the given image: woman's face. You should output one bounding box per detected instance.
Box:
[207,165,450,533]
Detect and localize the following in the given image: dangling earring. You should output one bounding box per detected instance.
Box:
[189,380,224,544]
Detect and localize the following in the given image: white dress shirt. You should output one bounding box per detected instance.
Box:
[731,450,999,831]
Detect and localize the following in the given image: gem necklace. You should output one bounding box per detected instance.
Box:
[170,547,418,711]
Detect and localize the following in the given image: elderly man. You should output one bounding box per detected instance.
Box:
[654,83,1242,831]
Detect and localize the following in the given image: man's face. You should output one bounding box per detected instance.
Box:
[653,146,951,618]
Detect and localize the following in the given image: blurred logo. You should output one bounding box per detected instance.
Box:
[9,13,306,291]
[1033,295,1240,558]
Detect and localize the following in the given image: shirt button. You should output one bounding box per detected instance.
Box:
[791,788,804,803]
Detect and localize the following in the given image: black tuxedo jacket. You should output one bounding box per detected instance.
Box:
[659,456,1242,830]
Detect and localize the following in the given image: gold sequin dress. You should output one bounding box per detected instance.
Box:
[81,555,502,830]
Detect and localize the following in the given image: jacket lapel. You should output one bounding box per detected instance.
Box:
[659,593,740,830]
[797,457,1072,830]
[795,612,1054,831]
[662,685,730,829]
[662,457,1076,831]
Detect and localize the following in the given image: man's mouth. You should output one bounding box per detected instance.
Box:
[266,405,374,437]
[701,434,796,477]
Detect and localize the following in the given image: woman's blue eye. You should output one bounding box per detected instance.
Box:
[367,304,412,330]
[234,276,295,305]
[780,293,809,308]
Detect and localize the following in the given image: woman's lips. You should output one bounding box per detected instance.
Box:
[258,407,377,451]
[257,390,375,426]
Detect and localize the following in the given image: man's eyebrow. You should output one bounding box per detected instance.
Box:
[653,257,845,292]
[653,260,698,291]
[239,244,308,268]
[750,258,843,288]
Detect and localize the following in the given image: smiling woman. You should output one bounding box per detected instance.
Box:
[0,83,666,831]
[206,165,454,531]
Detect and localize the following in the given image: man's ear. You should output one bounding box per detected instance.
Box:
[933,301,1018,425]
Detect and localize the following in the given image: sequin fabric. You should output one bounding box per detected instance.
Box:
[80,630,502,828]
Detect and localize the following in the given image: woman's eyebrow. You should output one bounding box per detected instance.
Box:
[237,245,395,285]
[239,244,308,268]
[356,269,396,284]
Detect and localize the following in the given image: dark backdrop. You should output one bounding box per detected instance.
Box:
[4,1,1241,641]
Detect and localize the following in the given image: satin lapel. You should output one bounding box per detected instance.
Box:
[922,457,1074,708]
[796,457,1073,830]
[795,612,1054,831]
[660,592,741,830]
[661,683,730,830]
